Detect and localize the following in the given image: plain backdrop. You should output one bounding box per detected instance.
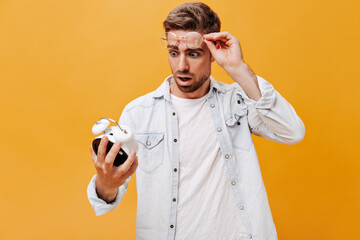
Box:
[0,0,359,239]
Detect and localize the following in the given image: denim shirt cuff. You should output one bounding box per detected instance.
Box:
[240,75,276,113]
[87,175,127,216]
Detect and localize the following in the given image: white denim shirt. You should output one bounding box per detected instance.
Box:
[87,75,305,240]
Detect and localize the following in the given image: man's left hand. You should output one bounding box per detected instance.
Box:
[203,32,244,75]
[204,32,262,101]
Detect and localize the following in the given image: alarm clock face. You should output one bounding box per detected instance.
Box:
[92,137,128,167]
[91,118,137,167]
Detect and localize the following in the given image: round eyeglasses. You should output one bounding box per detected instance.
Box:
[161,32,204,49]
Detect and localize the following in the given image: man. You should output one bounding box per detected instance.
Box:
[87,2,305,240]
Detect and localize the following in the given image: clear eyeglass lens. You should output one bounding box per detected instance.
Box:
[161,32,203,49]
[185,32,203,49]
[161,32,177,48]
[166,32,178,48]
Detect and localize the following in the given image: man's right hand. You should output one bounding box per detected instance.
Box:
[90,136,138,203]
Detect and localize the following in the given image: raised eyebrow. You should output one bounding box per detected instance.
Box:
[167,45,178,50]
[167,45,204,52]
[185,48,204,52]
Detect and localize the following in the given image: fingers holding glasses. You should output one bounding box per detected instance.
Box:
[203,32,239,48]
[203,32,244,72]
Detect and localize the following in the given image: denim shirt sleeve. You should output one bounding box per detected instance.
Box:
[87,175,131,216]
[239,75,305,144]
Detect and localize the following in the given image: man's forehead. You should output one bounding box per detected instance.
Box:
[168,29,203,36]
[167,44,207,52]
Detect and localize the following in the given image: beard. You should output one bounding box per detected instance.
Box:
[173,71,210,93]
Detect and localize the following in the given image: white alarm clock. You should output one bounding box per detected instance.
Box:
[92,118,138,166]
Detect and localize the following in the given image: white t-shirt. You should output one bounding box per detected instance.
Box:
[171,93,247,240]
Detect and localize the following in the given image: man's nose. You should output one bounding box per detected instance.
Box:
[178,54,189,72]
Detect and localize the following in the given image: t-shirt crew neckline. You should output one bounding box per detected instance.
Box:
[170,92,209,106]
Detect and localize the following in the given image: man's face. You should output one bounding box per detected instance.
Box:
[166,30,214,99]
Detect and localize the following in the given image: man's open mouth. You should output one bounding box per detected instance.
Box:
[177,76,192,81]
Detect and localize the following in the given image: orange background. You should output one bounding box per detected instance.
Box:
[0,0,359,239]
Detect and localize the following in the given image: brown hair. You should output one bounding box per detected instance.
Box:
[163,2,221,34]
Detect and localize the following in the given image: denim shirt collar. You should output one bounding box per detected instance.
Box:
[153,75,226,101]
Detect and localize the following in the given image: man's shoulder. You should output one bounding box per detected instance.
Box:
[123,80,168,113]
[124,90,159,112]
[123,76,171,113]
[211,77,243,95]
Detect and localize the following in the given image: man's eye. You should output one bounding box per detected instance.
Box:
[189,52,199,57]
[169,51,178,56]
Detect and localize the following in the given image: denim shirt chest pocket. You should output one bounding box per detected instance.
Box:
[136,133,165,173]
[224,93,253,151]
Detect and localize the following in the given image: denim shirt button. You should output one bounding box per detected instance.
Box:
[231,180,236,186]
[170,225,174,228]
[217,127,222,132]
[146,141,151,146]
[210,104,215,108]
[225,154,230,159]
[239,205,244,210]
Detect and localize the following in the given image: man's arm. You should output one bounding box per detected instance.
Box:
[242,75,305,144]
[204,32,305,144]
[204,32,262,101]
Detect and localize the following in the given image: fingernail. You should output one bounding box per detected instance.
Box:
[115,141,121,147]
